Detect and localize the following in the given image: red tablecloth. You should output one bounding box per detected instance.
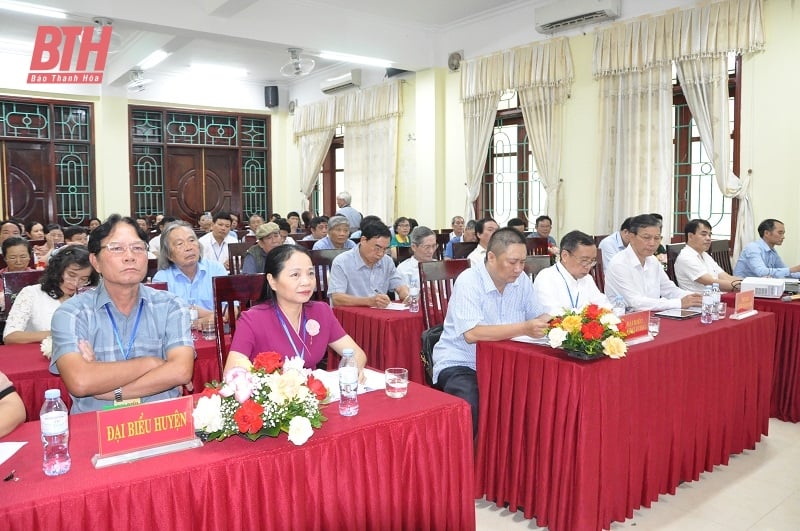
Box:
[0,339,219,421]
[0,384,474,530]
[475,312,775,531]
[332,306,426,384]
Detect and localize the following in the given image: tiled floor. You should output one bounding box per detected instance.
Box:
[475,418,800,530]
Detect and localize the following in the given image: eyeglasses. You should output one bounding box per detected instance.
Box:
[63,272,90,287]
[567,251,597,267]
[103,242,148,254]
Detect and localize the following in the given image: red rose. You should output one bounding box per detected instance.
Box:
[584,304,602,320]
[549,317,562,327]
[233,399,264,433]
[253,352,283,373]
[200,385,219,399]
[306,375,328,401]
[581,320,604,340]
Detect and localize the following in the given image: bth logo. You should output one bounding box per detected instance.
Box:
[28,26,112,84]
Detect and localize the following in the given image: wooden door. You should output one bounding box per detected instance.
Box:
[165,147,238,223]
[1,141,52,223]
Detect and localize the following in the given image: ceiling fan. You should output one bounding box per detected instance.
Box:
[280,48,315,78]
[127,69,153,93]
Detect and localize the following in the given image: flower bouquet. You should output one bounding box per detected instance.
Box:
[192,352,329,445]
[40,336,53,359]
[546,304,628,359]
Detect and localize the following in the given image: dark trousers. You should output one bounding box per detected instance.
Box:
[437,366,478,439]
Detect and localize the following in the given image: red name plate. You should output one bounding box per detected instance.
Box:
[620,310,649,339]
[735,290,755,314]
[96,395,196,457]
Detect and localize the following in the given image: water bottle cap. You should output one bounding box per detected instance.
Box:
[44,389,61,399]
[342,348,354,357]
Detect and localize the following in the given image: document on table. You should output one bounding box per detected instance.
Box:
[511,335,550,345]
[0,442,27,467]
[383,302,408,311]
[312,368,386,402]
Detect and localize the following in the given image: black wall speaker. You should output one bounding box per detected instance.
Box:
[264,86,279,108]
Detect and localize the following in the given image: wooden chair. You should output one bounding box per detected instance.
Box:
[294,239,315,250]
[589,249,605,293]
[451,242,478,260]
[523,255,551,281]
[418,259,471,329]
[146,258,158,281]
[593,234,609,247]
[310,249,347,302]
[144,281,168,291]
[670,234,686,244]
[709,239,733,275]
[228,242,252,275]
[526,237,549,255]
[243,235,256,245]
[2,270,45,317]
[395,246,412,264]
[666,243,686,283]
[211,273,265,378]
[435,233,451,261]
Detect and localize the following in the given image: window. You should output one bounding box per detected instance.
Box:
[672,55,740,241]
[314,125,344,216]
[479,91,546,227]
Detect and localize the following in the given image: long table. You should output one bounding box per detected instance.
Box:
[332,306,426,384]
[475,312,775,531]
[0,383,474,530]
[0,338,219,420]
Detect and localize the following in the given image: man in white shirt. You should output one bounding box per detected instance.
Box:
[675,219,741,292]
[533,230,609,314]
[198,211,238,270]
[604,214,702,311]
[467,218,499,268]
[598,217,632,270]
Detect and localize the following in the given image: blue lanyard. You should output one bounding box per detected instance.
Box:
[104,299,144,360]
[555,263,580,309]
[275,305,308,360]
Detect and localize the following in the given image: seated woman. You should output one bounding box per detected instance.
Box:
[0,237,34,311]
[3,245,98,344]
[396,226,437,286]
[389,217,411,261]
[33,223,65,266]
[224,245,367,373]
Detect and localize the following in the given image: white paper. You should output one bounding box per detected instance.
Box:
[510,335,550,345]
[0,442,27,467]
[382,302,408,311]
[312,368,386,402]
[625,334,655,346]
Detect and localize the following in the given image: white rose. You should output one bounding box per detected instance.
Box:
[287,416,314,446]
[192,394,224,433]
[40,336,53,359]
[283,356,307,374]
[599,313,621,326]
[548,327,567,348]
[268,370,306,404]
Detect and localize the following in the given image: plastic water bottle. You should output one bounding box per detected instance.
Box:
[338,349,359,416]
[408,275,420,313]
[40,389,70,476]
[701,287,714,324]
[710,283,722,321]
[612,296,626,317]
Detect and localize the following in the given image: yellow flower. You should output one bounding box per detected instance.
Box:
[560,315,583,333]
[602,336,627,358]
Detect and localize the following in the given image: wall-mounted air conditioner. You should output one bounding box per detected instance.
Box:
[320,69,361,94]
[535,0,620,34]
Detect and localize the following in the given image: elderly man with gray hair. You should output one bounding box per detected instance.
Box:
[335,191,362,234]
[312,215,356,251]
[396,226,437,285]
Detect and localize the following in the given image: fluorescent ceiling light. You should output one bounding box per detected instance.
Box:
[319,50,392,68]
[189,63,248,78]
[0,0,67,19]
[138,50,170,70]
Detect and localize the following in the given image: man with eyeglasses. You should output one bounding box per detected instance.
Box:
[50,214,194,413]
[396,225,438,286]
[328,220,409,308]
[533,230,609,314]
[604,214,702,311]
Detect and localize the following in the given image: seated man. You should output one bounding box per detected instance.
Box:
[328,221,409,308]
[301,216,329,241]
[50,215,194,413]
[443,216,465,259]
[246,214,264,237]
[733,218,800,279]
[604,214,702,311]
[675,219,742,292]
[198,211,238,270]
[0,371,26,438]
[147,216,177,258]
[533,230,609,314]
[312,215,356,251]
[241,222,282,274]
[507,217,526,233]
[467,218,499,268]
[598,217,632,270]
[433,228,550,436]
[528,215,559,255]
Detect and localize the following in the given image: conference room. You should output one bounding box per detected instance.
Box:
[1,0,799,529]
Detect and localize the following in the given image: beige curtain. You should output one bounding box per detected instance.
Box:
[293,99,337,213]
[594,0,765,236]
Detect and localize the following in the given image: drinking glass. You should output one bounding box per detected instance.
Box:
[384,368,409,398]
[648,316,661,337]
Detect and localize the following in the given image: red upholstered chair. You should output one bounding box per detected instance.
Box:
[2,270,45,317]
[310,249,347,302]
[418,259,471,329]
[211,273,265,378]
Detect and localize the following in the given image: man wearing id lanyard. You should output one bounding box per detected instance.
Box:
[49,215,194,413]
[198,211,238,270]
[533,230,610,315]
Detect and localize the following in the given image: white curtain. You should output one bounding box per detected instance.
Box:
[293,99,337,213]
[593,0,765,237]
[461,94,500,221]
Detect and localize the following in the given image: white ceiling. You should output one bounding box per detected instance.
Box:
[0,0,545,88]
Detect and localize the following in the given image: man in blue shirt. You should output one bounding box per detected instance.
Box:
[734,218,800,278]
[432,228,549,436]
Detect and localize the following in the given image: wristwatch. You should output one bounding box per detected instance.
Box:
[114,387,123,402]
